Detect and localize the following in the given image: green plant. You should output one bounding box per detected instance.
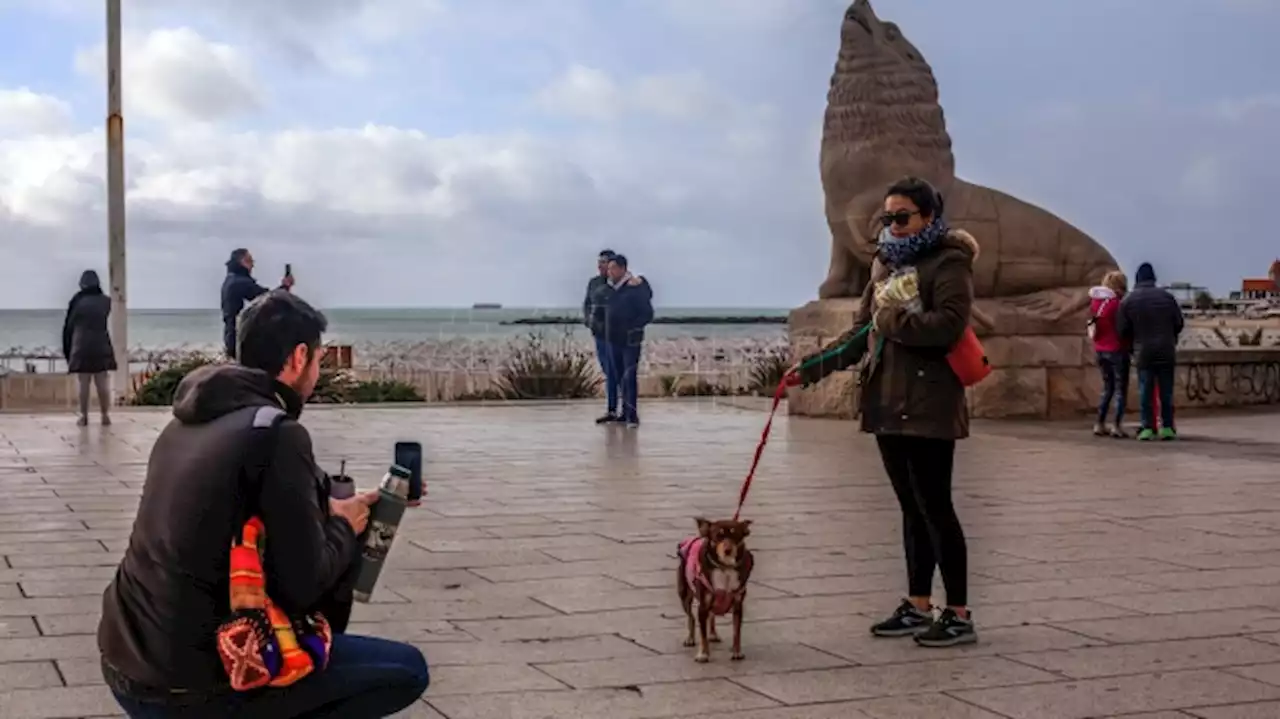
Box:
[346,379,423,403]
[748,346,791,393]
[658,375,682,397]
[674,378,731,397]
[130,353,217,406]
[1194,291,1215,311]
[308,367,360,403]
[454,388,506,402]
[308,369,423,403]
[493,331,601,400]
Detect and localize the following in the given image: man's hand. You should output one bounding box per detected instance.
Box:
[330,495,372,535]
[281,274,296,291]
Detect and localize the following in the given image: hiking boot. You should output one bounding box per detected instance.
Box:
[914,608,977,648]
[870,600,933,637]
[595,413,619,425]
[1159,427,1177,441]
[1137,428,1156,441]
[1092,423,1107,437]
[76,415,89,428]
[1109,424,1128,439]
[101,414,112,427]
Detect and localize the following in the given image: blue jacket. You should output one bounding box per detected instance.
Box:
[604,276,654,346]
[221,264,270,356]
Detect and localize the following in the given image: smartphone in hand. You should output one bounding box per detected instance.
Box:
[393,441,424,506]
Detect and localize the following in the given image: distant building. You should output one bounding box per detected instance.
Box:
[1240,259,1280,300]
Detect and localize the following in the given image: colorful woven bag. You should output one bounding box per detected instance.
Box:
[215,516,333,690]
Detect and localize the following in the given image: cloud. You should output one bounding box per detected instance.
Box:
[74,28,261,124]
[0,93,823,308]
[0,88,72,136]
[536,65,735,124]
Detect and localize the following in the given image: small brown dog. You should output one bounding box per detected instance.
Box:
[676,517,754,662]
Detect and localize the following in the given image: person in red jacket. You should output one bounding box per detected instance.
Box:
[1088,270,1130,437]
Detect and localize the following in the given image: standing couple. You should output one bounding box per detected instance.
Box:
[583,250,654,427]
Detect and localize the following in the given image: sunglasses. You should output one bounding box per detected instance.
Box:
[880,210,920,228]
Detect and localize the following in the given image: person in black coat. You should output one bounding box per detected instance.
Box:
[602,255,654,427]
[221,248,293,358]
[62,270,117,426]
[1117,261,1184,440]
[583,249,620,423]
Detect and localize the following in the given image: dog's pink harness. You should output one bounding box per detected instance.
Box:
[679,536,743,616]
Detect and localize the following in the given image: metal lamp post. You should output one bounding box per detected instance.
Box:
[106,0,128,402]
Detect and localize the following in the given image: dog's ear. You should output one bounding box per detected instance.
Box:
[740,520,752,537]
[694,517,711,537]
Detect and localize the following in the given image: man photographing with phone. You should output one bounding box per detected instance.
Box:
[221,248,295,359]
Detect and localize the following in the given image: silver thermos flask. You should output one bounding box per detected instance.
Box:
[352,464,411,603]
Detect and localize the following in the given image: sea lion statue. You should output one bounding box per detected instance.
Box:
[818,0,1118,334]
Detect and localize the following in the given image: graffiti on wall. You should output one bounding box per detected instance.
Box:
[1184,361,1280,404]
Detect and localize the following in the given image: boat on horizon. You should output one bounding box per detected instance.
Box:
[471,303,503,310]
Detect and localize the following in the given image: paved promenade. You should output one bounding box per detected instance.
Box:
[2,400,1280,718]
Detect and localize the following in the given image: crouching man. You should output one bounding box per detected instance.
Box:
[97,290,430,718]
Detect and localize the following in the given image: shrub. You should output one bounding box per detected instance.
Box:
[493,330,601,400]
[748,345,791,394]
[308,368,360,404]
[344,379,424,403]
[454,388,506,402]
[674,379,734,397]
[658,375,682,397]
[131,353,218,406]
[309,369,423,404]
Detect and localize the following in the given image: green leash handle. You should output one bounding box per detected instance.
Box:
[798,323,875,371]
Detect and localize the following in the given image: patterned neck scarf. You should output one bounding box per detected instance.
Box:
[877,216,948,269]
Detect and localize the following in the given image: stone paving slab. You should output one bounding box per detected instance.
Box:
[1,401,1279,717]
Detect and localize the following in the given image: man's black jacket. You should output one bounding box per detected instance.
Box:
[220,264,269,356]
[604,276,654,346]
[1118,280,1184,367]
[97,364,359,693]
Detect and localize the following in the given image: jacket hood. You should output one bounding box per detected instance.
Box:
[1089,286,1117,300]
[172,364,283,425]
[942,229,980,263]
[1135,262,1156,285]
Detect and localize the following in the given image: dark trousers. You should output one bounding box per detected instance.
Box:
[1095,351,1129,425]
[109,635,429,719]
[1139,363,1176,430]
[594,336,619,413]
[876,434,968,607]
[608,342,642,423]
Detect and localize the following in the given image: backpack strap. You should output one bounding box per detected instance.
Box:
[235,405,289,534]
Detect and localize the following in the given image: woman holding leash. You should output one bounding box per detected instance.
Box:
[789,176,978,648]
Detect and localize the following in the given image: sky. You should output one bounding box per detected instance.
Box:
[0,0,1276,310]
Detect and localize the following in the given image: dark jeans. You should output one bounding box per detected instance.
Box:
[608,342,642,423]
[876,434,968,607]
[594,336,619,414]
[110,635,429,719]
[1095,351,1130,425]
[1139,363,1176,431]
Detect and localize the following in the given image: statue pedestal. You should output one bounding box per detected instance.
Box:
[787,299,861,419]
[787,300,1116,420]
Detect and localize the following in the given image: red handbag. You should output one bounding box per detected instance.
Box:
[946,326,991,387]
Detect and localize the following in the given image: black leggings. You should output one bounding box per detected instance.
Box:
[875,434,968,607]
